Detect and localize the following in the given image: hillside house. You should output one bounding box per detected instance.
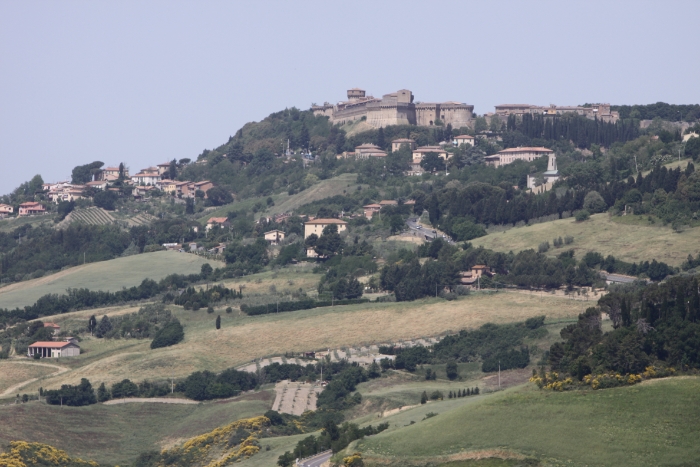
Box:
[133,185,156,199]
[459,265,493,287]
[0,204,13,218]
[453,135,475,147]
[43,323,61,335]
[354,144,387,159]
[206,217,230,231]
[131,168,161,185]
[304,218,348,238]
[391,138,416,152]
[192,181,214,195]
[95,166,128,181]
[157,162,172,175]
[86,181,108,191]
[363,204,381,219]
[28,341,80,358]
[18,202,46,216]
[412,146,449,162]
[379,200,398,207]
[264,230,285,245]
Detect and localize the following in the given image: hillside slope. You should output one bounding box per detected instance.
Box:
[471,213,700,267]
[355,377,700,466]
[0,251,224,310]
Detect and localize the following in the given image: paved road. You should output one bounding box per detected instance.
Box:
[298,450,332,467]
[405,218,452,243]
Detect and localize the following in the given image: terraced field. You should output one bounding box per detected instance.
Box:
[59,207,116,227]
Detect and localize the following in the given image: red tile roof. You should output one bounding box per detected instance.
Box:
[305,219,348,225]
[28,341,73,348]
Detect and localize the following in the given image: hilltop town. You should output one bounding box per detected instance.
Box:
[1,94,700,467]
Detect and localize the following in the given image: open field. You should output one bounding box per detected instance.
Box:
[220,263,322,297]
[472,213,700,267]
[16,291,588,392]
[0,361,61,394]
[0,251,224,310]
[0,392,273,465]
[199,173,359,222]
[355,377,700,467]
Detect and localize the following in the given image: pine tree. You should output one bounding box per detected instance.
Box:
[474,387,479,395]
[448,391,453,399]
[420,391,428,404]
[689,279,700,322]
[97,382,110,402]
[215,315,221,330]
[466,388,471,396]
[376,127,385,149]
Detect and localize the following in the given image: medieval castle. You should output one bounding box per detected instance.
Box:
[312,88,474,129]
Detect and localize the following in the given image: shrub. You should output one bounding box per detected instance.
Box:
[537,241,550,253]
[150,319,184,349]
[446,360,459,380]
[575,210,591,222]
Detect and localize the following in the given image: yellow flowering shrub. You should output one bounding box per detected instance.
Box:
[158,416,269,467]
[533,365,676,391]
[0,441,98,467]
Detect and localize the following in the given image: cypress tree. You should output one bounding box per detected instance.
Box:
[474,387,479,395]
[448,391,453,399]
[420,391,428,404]
[215,315,221,330]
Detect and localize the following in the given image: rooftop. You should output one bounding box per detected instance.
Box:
[28,341,75,349]
[497,147,554,154]
[305,218,348,225]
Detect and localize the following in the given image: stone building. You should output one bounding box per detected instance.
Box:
[312,88,474,129]
[484,147,554,168]
[391,138,416,152]
[494,103,619,123]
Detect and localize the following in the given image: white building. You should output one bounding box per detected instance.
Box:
[28,341,80,358]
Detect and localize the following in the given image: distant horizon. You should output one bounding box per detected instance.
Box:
[2,0,699,193]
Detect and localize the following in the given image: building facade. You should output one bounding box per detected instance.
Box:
[304,219,348,238]
[494,103,619,123]
[313,88,474,129]
[484,147,554,168]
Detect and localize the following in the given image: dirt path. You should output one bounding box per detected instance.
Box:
[0,360,71,397]
[103,397,199,405]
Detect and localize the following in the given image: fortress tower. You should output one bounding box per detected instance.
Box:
[347,88,366,101]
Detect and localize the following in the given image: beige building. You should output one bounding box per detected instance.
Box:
[264,230,285,245]
[28,341,80,358]
[363,204,381,219]
[354,144,387,159]
[484,147,554,168]
[304,219,348,238]
[412,146,450,163]
[313,88,474,129]
[453,135,475,147]
[494,103,619,123]
[18,202,46,216]
[0,204,14,217]
[391,138,416,152]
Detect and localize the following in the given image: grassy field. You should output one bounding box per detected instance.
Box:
[16,290,588,392]
[0,214,53,233]
[355,377,700,467]
[0,251,224,310]
[199,173,359,222]
[0,361,59,394]
[0,392,273,465]
[471,213,700,267]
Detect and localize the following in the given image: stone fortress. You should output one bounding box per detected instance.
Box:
[493,103,620,123]
[312,88,474,129]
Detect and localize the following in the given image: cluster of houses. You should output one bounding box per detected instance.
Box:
[27,323,81,359]
[1,162,219,219]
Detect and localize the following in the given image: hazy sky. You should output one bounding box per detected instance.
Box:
[1,0,699,193]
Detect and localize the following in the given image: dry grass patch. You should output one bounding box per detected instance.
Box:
[471,213,700,266]
[0,361,59,394]
[27,292,588,390]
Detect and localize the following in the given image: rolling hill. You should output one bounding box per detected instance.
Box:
[0,251,224,310]
[471,213,700,267]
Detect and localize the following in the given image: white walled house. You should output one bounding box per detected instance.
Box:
[28,341,80,358]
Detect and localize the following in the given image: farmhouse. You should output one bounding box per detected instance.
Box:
[43,322,60,335]
[206,217,230,230]
[363,204,381,219]
[18,202,46,216]
[304,218,348,238]
[264,230,285,245]
[28,341,80,358]
[459,265,494,287]
[0,204,13,218]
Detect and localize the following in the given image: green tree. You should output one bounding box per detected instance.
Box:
[97,382,110,402]
[93,190,118,210]
[420,390,428,404]
[71,161,104,184]
[299,124,310,151]
[201,263,213,279]
[583,190,607,213]
[150,319,184,349]
[314,224,345,257]
[446,360,459,380]
[215,315,221,330]
[205,187,233,206]
[420,152,446,173]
